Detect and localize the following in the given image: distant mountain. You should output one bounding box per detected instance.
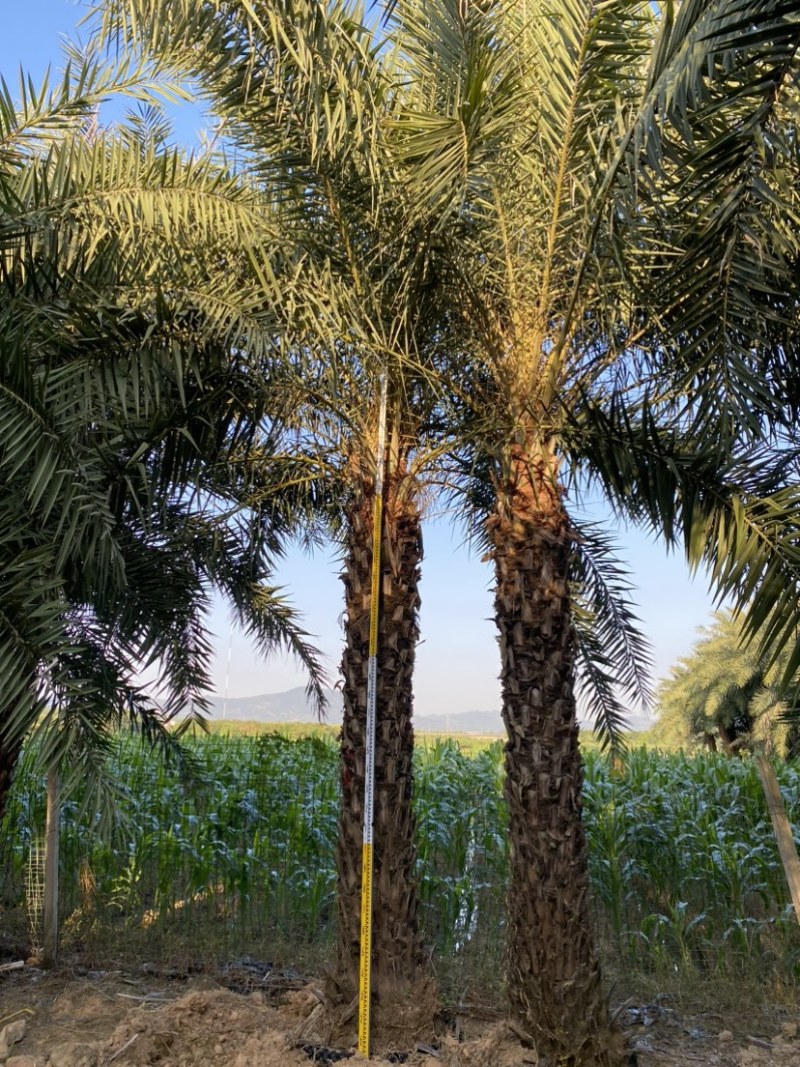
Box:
[414,710,503,735]
[618,711,656,734]
[208,686,653,735]
[209,686,342,723]
[208,687,504,734]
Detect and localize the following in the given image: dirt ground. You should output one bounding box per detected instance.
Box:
[1,958,800,1067]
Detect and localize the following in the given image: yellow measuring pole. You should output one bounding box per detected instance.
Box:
[357,373,388,1059]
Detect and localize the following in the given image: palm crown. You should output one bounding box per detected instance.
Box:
[0,55,331,810]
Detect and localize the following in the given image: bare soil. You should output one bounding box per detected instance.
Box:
[1,961,799,1066]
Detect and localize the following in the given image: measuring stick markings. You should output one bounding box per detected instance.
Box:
[357,374,388,1059]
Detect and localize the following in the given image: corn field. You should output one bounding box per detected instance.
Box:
[1,735,800,986]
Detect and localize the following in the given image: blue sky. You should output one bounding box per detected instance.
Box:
[238,513,717,721]
[3,0,719,719]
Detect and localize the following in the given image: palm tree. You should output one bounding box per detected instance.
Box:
[95,0,447,1007]
[0,59,329,820]
[96,10,658,1026]
[654,611,799,756]
[382,0,800,1060]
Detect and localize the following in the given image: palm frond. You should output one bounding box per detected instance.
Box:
[568,391,800,689]
[571,520,654,715]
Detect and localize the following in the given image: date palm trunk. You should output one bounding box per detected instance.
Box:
[0,738,22,825]
[489,445,621,1067]
[786,722,800,761]
[335,460,426,1003]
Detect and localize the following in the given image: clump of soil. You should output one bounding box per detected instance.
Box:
[2,964,800,1067]
[435,1024,539,1067]
[96,989,303,1067]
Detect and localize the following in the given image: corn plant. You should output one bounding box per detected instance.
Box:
[2,736,800,986]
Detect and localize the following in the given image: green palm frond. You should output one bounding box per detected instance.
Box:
[570,521,654,750]
[568,393,800,687]
[613,0,800,432]
[0,81,336,793]
[0,41,191,175]
[97,0,385,184]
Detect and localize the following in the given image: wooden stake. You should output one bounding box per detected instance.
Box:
[42,767,59,967]
[754,752,800,923]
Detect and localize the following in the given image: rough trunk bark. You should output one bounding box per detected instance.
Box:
[785,721,800,761]
[0,736,22,825]
[718,723,737,757]
[489,449,621,1067]
[335,470,425,1003]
